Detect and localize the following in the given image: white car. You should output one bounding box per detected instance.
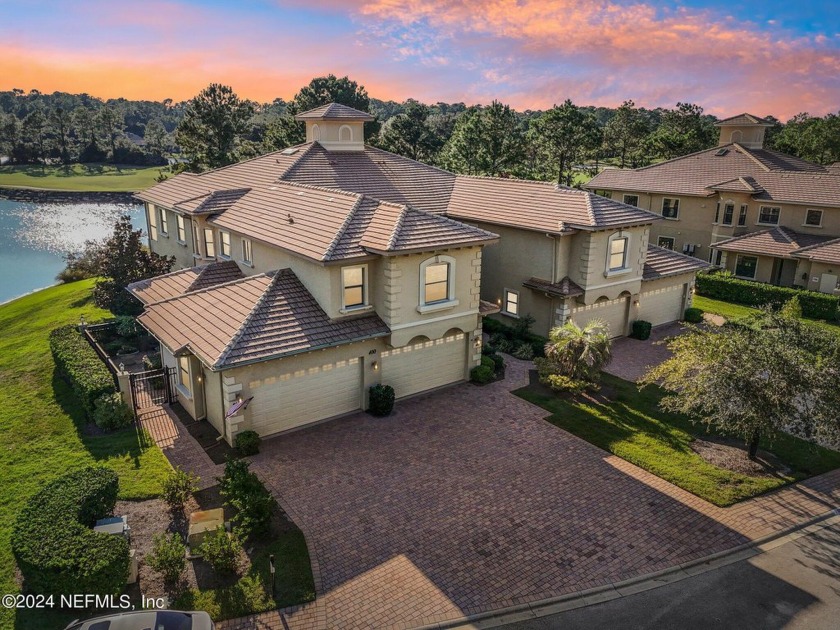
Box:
[64,609,214,630]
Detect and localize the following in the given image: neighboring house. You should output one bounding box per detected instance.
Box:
[131,103,705,444]
[585,114,840,294]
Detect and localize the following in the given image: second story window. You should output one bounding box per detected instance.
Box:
[424,262,450,304]
[722,203,734,225]
[176,215,186,242]
[608,235,629,272]
[738,205,748,226]
[192,223,201,256]
[203,228,216,258]
[503,289,519,316]
[159,208,168,235]
[805,209,823,227]
[758,206,780,225]
[242,238,253,265]
[148,205,158,241]
[661,198,680,219]
[219,231,231,258]
[342,265,367,310]
[623,194,639,207]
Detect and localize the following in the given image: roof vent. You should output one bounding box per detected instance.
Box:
[281,148,299,155]
[715,148,729,156]
[287,213,294,225]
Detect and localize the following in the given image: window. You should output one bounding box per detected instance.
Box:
[176,215,186,242]
[192,223,201,256]
[758,206,780,225]
[341,265,367,309]
[593,189,613,199]
[713,250,723,266]
[219,231,231,258]
[241,238,253,265]
[623,194,639,207]
[608,236,629,271]
[159,208,168,235]
[148,205,158,241]
[503,289,519,316]
[722,203,734,225]
[177,356,191,394]
[203,228,215,258]
[805,209,823,227]
[735,255,758,279]
[424,262,450,304]
[661,198,680,219]
[738,204,748,226]
[339,125,353,142]
[657,236,675,250]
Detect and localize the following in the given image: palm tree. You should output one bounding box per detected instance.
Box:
[541,319,612,385]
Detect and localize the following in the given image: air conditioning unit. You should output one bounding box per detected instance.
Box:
[94,516,131,542]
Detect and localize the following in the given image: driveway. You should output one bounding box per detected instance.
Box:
[605,321,683,382]
[219,358,840,630]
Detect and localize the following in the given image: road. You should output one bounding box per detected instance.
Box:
[501,521,840,630]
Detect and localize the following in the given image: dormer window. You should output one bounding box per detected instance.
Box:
[418,255,458,313]
[342,265,367,310]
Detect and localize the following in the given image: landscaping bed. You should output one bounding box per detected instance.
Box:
[515,373,840,507]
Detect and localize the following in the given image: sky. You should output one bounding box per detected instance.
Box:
[1,0,839,119]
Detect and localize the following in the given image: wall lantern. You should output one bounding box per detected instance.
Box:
[371,361,379,371]
[633,299,640,307]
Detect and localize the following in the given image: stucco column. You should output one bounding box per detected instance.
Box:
[222,374,244,444]
[554,300,571,327]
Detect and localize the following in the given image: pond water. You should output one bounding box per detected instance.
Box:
[0,199,145,304]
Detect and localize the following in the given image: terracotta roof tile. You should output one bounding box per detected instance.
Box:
[714,113,772,126]
[295,103,374,121]
[479,300,501,315]
[522,276,584,298]
[126,261,245,305]
[712,227,834,258]
[642,245,710,280]
[791,237,840,265]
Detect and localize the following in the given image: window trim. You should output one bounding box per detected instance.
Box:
[177,355,192,397]
[417,255,459,313]
[734,254,758,280]
[722,202,734,226]
[341,264,369,312]
[622,194,639,207]
[661,197,680,220]
[738,204,748,227]
[606,232,631,276]
[203,227,216,258]
[192,223,202,258]
[148,204,158,241]
[219,230,231,259]
[241,238,253,266]
[176,214,187,243]
[657,236,675,250]
[158,207,168,236]
[502,288,520,318]
[757,205,780,226]
[804,208,823,228]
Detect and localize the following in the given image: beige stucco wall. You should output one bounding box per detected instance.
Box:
[304,120,365,151]
[203,369,225,436]
[160,345,205,420]
[145,203,197,270]
[572,226,648,303]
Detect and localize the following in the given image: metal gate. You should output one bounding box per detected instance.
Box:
[129,367,176,411]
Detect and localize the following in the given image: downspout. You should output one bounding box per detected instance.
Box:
[547,233,557,328]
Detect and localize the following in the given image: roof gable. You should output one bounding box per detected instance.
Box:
[127,261,245,305]
[295,103,374,121]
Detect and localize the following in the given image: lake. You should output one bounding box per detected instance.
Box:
[0,199,145,304]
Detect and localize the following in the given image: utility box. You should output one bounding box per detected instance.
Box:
[188,508,225,552]
[94,516,131,543]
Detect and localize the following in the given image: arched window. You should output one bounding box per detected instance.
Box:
[311,124,321,141]
[730,130,743,144]
[419,255,457,310]
[339,125,353,142]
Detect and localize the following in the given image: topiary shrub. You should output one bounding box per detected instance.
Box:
[50,324,116,419]
[631,320,652,340]
[368,384,395,417]
[93,392,135,430]
[234,430,262,456]
[218,458,274,539]
[199,526,241,574]
[470,364,495,384]
[684,307,704,323]
[146,532,187,587]
[12,467,129,596]
[162,467,198,512]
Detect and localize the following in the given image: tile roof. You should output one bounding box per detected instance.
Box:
[126,261,244,305]
[522,276,584,298]
[138,269,390,369]
[479,300,501,316]
[295,103,374,121]
[711,226,834,258]
[714,113,773,126]
[448,177,660,232]
[585,143,834,203]
[642,245,710,280]
[791,238,840,265]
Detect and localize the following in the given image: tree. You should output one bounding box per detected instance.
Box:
[0,113,22,162]
[770,112,840,165]
[480,100,525,176]
[71,106,96,148]
[91,215,175,314]
[642,308,840,459]
[645,102,716,159]
[603,100,649,168]
[143,119,168,158]
[292,74,371,113]
[528,100,600,185]
[535,319,613,390]
[22,108,50,163]
[175,83,255,169]
[50,106,71,163]
[376,100,442,162]
[440,107,486,175]
[97,104,125,161]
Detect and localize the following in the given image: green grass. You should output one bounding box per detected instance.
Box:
[694,295,840,336]
[0,280,171,630]
[0,163,169,192]
[516,373,840,507]
[175,530,316,621]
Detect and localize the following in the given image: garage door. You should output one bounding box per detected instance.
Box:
[639,284,686,326]
[570,297,629,337]
[248,357,362,437]
[381,333,467,399]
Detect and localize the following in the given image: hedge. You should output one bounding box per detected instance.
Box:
[11,467,130,596]
[50,324,116,419]
[695,273,839,322]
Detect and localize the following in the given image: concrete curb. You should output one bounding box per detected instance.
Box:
[412,509,840,630]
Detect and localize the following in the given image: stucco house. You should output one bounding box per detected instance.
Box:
[585,114,840,294]
[131,103,705,444]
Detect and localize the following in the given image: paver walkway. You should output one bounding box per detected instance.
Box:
[605,322,683,382]
[213,357,840,630]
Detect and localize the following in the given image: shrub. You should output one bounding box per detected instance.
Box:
[540,372,589,394]
[488,353,505,373]
[631,320,652,340]
[368,384,395,417]
[481,318,508,336]
[480,355,496,370]
[199,526,241,574]
[513,342,535,360]
[162,467,198,512]
[684,307,704,323]
[11,467,129,596]
[50,324,116,419]
[146,532,187,586]
[488,332,510,347]
[142,353,162,370]
[218,458,274,539]
[235,430,262,456]
[695,272,839,321]
[470,364,495,384]
[481,343,497,356]
[114,315,139,338]
[494,338,515,353]
[93,392,134,430]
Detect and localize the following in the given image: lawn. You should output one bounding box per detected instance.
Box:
[515,373,840,507]
[0,163,169,192]
[0,280,171,629]
[693,295,840,336]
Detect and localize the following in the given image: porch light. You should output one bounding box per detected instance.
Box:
[79,315,86,327]
[633,299,640,307]
[371,361,379,371]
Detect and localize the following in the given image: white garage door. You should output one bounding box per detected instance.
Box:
[248,357,362,437]
[639,284,686,326]
[381,333,467,399]
[570,297,629,338]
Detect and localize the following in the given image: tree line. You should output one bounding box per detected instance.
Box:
[2,77,839,181]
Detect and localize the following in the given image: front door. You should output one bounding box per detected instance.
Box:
[819,274,838,294]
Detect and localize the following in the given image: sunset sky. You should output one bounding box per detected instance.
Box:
[2,0,839,119]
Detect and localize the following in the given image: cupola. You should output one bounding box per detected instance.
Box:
[714,113,773,149]
[295,103,374,152]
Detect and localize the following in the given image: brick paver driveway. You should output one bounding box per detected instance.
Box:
[221,359,840,630]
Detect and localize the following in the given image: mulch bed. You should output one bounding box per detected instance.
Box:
[689,437,792,478]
